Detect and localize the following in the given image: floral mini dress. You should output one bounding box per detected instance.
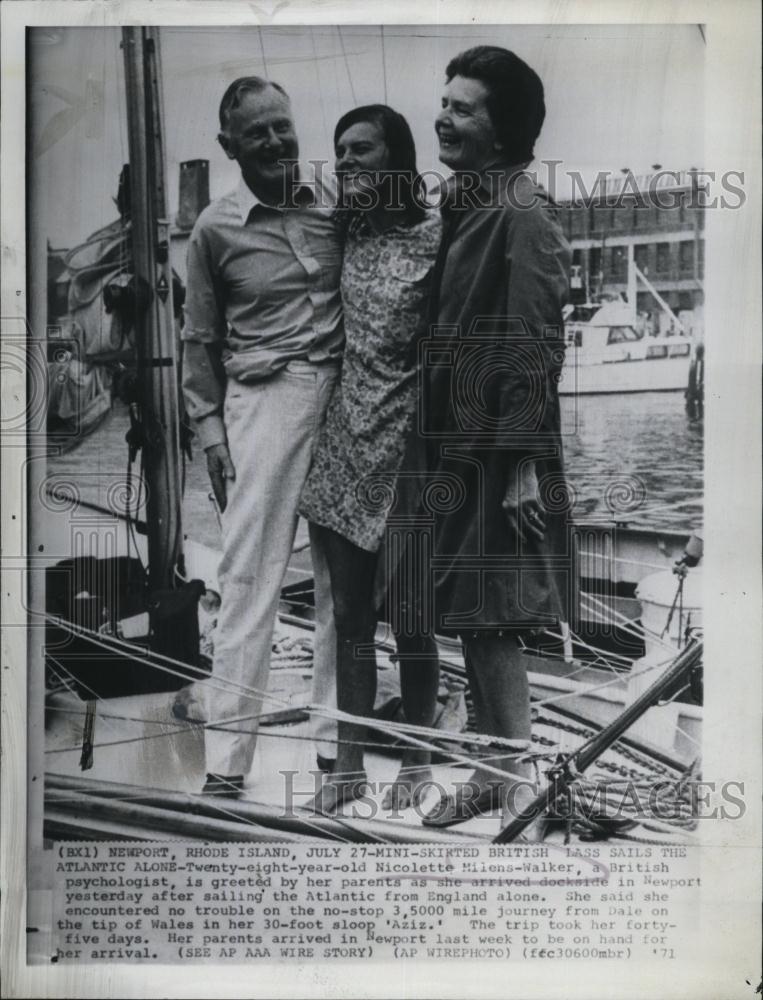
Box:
[299,210,441,551]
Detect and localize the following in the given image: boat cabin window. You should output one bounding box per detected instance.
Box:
[669,341,691,357]
[569,305,598,323]
[607,325,643,345]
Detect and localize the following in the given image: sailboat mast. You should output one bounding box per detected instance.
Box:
[121,27,183,593]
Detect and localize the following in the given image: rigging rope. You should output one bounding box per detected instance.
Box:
[336,26,357,104]
[47,784,358,844]
[258,28,269,77]
[46,610,689,769]
[48,703,562,774]
[47,653,165,752]
[46,601,699,843]
[577,550,676,573]
[45,612,285,706]
[380,26,388,103]
[530,654,672,709]
[534,630,633,674]
[47,685,696,839]
[310,29,329,146]
[580,592,679,652]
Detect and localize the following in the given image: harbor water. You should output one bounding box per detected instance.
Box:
[47,391,703,552]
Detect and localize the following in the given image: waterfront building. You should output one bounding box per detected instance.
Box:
[557,170,705,336]
[49,165,707,340]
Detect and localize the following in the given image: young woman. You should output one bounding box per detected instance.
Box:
[299,105,441,814]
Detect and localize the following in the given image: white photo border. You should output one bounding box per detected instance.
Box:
[1,1,761,997]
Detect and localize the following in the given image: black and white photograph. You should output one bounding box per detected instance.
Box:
[1,1,760,997]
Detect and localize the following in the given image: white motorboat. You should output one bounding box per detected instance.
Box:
[558,299,693,395]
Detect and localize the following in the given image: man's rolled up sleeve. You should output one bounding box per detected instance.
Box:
[181,224,228,451]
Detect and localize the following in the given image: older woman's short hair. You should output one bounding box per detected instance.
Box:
[445,46,545,164]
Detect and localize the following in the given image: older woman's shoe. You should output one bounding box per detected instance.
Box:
[422,783,502,827]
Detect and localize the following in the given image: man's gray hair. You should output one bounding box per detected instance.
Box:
[218,76,289,129]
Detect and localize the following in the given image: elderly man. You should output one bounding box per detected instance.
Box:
[182,77,341,797]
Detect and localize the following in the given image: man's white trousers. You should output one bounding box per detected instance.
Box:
[205,360,338,778]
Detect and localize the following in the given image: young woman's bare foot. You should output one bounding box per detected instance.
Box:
[307,772,369,815]
[381,765,433,812]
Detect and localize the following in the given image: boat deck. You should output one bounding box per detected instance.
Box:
[45,618,697,845]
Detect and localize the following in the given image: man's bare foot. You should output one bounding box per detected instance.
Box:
[307,772,369,815]
[172,684,207,723]
[381,765,433,812]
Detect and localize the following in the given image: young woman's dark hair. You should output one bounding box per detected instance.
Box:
[445,46,545,164]
[333,104,427,223]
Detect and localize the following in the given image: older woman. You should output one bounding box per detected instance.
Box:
[299,105,441,814]
[416,46,572,829]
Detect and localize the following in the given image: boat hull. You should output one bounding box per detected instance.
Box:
[559,355,691,395]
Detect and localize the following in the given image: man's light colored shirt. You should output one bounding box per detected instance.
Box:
[181,174,344,449]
